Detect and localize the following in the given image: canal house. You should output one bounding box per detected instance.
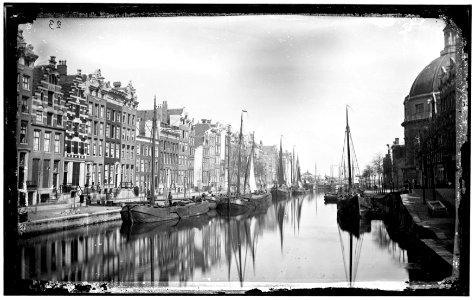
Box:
[84,70,107,190]
[28,56,66,205]
[16,29,39,206]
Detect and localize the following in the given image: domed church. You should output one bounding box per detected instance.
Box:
[401,25,457,184]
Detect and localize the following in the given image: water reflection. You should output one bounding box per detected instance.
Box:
[19,192,450,288]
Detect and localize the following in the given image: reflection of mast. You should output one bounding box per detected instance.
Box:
[276,202,286,252]
[337,218,364,288]
[150,236,154,283]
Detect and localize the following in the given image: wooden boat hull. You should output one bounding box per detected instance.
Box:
[324,193,339,203]
[121,204,179,224]
[292,188,307,195]
[249,193,271,209]
[271,187,290,199]
[175,201,210,218]
[216,198,253,217]
[337,195,360,219]
[207,199,218,210]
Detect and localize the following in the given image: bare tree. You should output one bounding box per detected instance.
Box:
[372,152,384,193]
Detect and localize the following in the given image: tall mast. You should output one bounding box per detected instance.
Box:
[291,146,295,185]
[315,163,317,182]
[346,106,352,191]
[243,131,255,195]
[278,135,284,186]
[150,96,157,206]
[237,110,246,196]
[227,126,231,196]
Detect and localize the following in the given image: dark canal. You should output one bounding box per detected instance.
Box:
[18,191,450,291]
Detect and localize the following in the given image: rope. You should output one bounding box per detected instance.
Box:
[337,226,349,282]
[349,134,361,176]
[353,234,364,283]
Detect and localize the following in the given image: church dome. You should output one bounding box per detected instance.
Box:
[408,25,457,98]
[408,53,454,97]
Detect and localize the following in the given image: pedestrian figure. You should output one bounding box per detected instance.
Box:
[168,191,173,206]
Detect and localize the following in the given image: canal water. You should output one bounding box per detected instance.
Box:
[18,191,450,291]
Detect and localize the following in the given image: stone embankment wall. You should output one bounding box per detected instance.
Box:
[370,192,452,274]
[22,209,121,236]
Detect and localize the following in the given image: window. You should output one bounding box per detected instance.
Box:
[111,110,115,122]
[75,104,80,118]
[79,141,84,155]
[99,123,104,136]
[116,127,120,140]
[137,145,140,155]
[106,124,110,138]
[86,121,91,134]
[88,103,93,115]
[36,111,43,123]
[73,141,78,154]
[99,140,103,156]
[105,165,109,185]
[85,139,91,155]
[92,164,97,185]
[128,113,131,125]
[20,121,27,144]
[65,140,71,153]
[122,127,126,140]
[415,103,424,114]
[122,112,126,123]
[100,105,104,118]
[54,133,60,153]
[105,142,110,157]
[21,97,28,112]
[93,141,97,156]
[47,91,53,106]
[110,143,114,158]
[49,74,58,85]
[95,104,99,117]
[116,144,120,158]
[42,159,50,188]
[57,115,62,126]
[44,132,51,152]
[107,109,111,120]
[22,75,29,90]
[47,113,53,126]
[121,146,125,160]
[33,130,40,151]
[111,125,115,139]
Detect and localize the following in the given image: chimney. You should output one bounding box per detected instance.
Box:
[57,60,67,76]
[113,81,121,88]
[77,69,82,76]
[48,56,57,67]
[395,138,399,145]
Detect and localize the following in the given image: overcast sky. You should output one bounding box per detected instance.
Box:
[20,15,446,176]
